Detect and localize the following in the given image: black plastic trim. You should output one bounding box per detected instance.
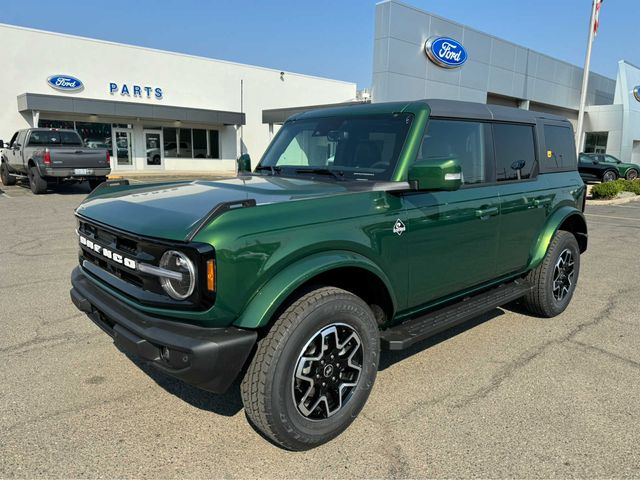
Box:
[70,267,256,393]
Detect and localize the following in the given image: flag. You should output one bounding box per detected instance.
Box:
[594,0,603,36]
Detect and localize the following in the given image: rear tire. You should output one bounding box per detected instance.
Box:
[88,177,107,191]
[0,162,16,186]
[28,166,47,194]
[521,230,580,318]
[625,169,638,180]
[241,287,379,451]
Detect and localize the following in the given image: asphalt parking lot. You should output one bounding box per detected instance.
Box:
[1,180,639,478]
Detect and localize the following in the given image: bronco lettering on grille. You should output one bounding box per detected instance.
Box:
[79,235,137,269]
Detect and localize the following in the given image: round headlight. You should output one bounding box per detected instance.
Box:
[159,250,195,300]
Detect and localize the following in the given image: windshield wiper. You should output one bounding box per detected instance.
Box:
[254,165,281,175]
[295,168,344,181]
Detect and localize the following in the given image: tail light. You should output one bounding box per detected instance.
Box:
[106,150,111,165]
[43,149,51,165]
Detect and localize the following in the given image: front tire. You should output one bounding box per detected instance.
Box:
[602,169,617,182]
[626,169,638,180]
[241,287,379,451]
[0,162,16,186]
[521,230,580,317]
[28,166,48,194]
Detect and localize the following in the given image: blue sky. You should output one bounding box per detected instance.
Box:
[1,0,635,88]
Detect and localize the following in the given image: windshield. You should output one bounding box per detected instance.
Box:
[28,130,83,146]
[258,113,413,181]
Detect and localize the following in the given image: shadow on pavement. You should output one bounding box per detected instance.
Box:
[379,308,504,371]
[127,353,244,417]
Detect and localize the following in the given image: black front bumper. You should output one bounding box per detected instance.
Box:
[70,267,257,393]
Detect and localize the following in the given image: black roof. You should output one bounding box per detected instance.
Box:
[424,99,569,124]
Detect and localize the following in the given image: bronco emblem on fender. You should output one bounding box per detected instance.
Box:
[393,219,406,236]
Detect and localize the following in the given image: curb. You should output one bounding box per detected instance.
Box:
[586,194,640,206]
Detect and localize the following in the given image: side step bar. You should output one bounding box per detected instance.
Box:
[380,279,533,350]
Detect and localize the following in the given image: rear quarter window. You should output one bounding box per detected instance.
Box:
[543,125,576,171]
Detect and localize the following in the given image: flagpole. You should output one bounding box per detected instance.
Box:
[575,0,598,156]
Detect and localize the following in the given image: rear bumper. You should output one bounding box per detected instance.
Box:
[44,167,111,178]
[70,267,256,393]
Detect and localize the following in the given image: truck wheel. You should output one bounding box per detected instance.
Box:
[88,177,107,191]
[241,287,379,450]
[521,230,580,318]
[28,166,47,194]
[0,163,16,186]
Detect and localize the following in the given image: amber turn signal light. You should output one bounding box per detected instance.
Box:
[207,259,215,292]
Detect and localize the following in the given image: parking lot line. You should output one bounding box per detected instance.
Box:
[585,213,640,222]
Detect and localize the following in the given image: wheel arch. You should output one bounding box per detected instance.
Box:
[528,207,587,270]
[233,250,397,330]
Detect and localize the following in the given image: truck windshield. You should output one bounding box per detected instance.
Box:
[28,130,83,146]
[258,113,413,181]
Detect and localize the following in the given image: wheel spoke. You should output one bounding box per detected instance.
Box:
[292,323,363,420]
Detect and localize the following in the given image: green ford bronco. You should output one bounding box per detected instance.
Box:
[70,99,587,450]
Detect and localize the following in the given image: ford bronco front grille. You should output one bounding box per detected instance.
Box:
[76,216,216,311]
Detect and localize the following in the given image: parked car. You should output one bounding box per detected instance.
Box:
[578,153,639,182]
[70,100,587,450]
[0,128,111,193]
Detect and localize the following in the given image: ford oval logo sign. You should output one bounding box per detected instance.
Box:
[46,75,84,92]
[634,85,640,102]
[424,37,468,69]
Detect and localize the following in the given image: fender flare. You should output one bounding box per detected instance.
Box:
[528,206,587,270]
[233,250,397,329]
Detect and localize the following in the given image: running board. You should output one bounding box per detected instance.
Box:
[380,279,533,350]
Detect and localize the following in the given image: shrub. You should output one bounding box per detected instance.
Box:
[620,179,640,195]
[591,180,624,199]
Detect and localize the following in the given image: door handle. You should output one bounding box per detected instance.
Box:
[533,198,551,207]
[475,206,499,219]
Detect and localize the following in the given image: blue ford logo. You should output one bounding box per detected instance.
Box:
[634,86,640,102]
[424,37,468,68]
[47,75,84,92]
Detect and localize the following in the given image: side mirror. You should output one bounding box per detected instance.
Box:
[237,153,251,173]
[408,158,462,191]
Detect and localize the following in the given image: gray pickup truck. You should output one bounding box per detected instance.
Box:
[0,128,111,194]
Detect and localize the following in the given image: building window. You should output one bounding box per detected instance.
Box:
[39,119,75,130]
[584,132,608,154]
[193,129,207,158]
[494,124,536,182]
[163,127,221,159]
[179,129,193,158]
[208,130,220,159]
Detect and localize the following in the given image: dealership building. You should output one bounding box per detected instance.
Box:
[0,23,356,173]
[372,1,640,164]
[1,1,639,171]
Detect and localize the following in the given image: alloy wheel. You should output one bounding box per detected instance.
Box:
[552,248,575,302]
[603,171,616,182]
[627,170,638,180]
[292,323,363,420]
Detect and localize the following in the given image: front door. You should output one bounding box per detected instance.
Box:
[112,129,133,169]
[402,118,499,311]
[144,130,163,169]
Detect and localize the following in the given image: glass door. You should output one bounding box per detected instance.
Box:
[144,130,163,169]
[112,129,134,169]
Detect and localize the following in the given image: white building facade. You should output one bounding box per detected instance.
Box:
[0,23,356,172]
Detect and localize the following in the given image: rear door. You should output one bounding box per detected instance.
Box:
[402,118,500,309]
[578,154,599,180]
[494,122,550,276]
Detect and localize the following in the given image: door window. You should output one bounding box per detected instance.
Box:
[418,119,487,185]
[493,124,536,182]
